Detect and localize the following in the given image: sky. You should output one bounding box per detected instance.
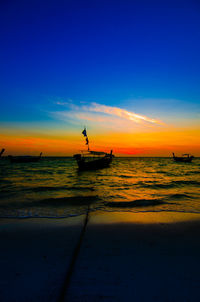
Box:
[0,0,200,156]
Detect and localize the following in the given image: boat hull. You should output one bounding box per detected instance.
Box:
[9,156,42,163]
[173,157,193,163]
[75,156,113,171]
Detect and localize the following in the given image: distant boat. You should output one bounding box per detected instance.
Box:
[0,148,5,158]
[172,153,194,163]
[8,152,42,163]
[73,128,114,170]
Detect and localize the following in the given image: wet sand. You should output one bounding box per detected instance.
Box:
[0,216,85,302]
[1,212,200,301]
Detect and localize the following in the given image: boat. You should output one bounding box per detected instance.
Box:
[172,153,194,163]
[8,152,42,163]
[74,150,113,171]
[73,129,114,170]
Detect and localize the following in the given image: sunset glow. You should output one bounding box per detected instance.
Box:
[0,1,199,157]
[1,125,199,156]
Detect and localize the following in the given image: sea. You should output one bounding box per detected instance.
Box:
[0,157,200,218]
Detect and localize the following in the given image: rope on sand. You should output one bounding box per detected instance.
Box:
[58,205,90,302]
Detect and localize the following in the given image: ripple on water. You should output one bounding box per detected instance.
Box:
[0,157,200,217]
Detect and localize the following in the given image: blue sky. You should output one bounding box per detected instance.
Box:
[0,0,200,127]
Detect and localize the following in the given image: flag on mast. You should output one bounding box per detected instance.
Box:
[82,128,87,137]
[82,128,90,150]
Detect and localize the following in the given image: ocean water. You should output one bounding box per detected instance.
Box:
[0,157,200,218]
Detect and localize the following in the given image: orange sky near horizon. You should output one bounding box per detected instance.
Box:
[1,126,200,157]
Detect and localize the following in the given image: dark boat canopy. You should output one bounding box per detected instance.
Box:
[89,151,107,155]
[79,150,107,155]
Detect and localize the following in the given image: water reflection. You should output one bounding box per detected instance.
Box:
[0,157,199,218]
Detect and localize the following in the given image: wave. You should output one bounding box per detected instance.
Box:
[136,180,200,189]
[36,195,99,206]
[0,195,100,209]
[118,175,133,178]
[173,180,200,186]
[1,208,200,219]
[167,193,194,200]
[68,186,95,191]
[102,208,200,215]
[30,186,68,192]
[185,171,200,175]
[35,170,54,175]
[22,185,95,193]
[0,212,86,219]
[156,171,177,176]
[105,198,165,208]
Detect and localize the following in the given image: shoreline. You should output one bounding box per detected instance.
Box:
[1,209,200,222]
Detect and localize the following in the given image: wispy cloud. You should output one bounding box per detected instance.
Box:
[84,102,164,125]
[55,100,80,111]
[51,100,165,129]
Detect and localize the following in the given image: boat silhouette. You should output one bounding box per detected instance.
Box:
[172,153,194,163]
[73,129,114,170]
[74,150,113,171]
[8,152,42,163]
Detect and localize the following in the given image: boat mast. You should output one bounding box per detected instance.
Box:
[82,128,90,151]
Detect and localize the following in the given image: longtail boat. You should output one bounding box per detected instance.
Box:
[9,152,42,163]
[73,129,114,170]
[172,153,194,163]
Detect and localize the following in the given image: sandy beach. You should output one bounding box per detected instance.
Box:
[0,216,85,302]
[1,211,200,302]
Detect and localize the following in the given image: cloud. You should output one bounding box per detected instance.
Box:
[85,102,164,125]
[55,100,79,111]
[53,100,165,129]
